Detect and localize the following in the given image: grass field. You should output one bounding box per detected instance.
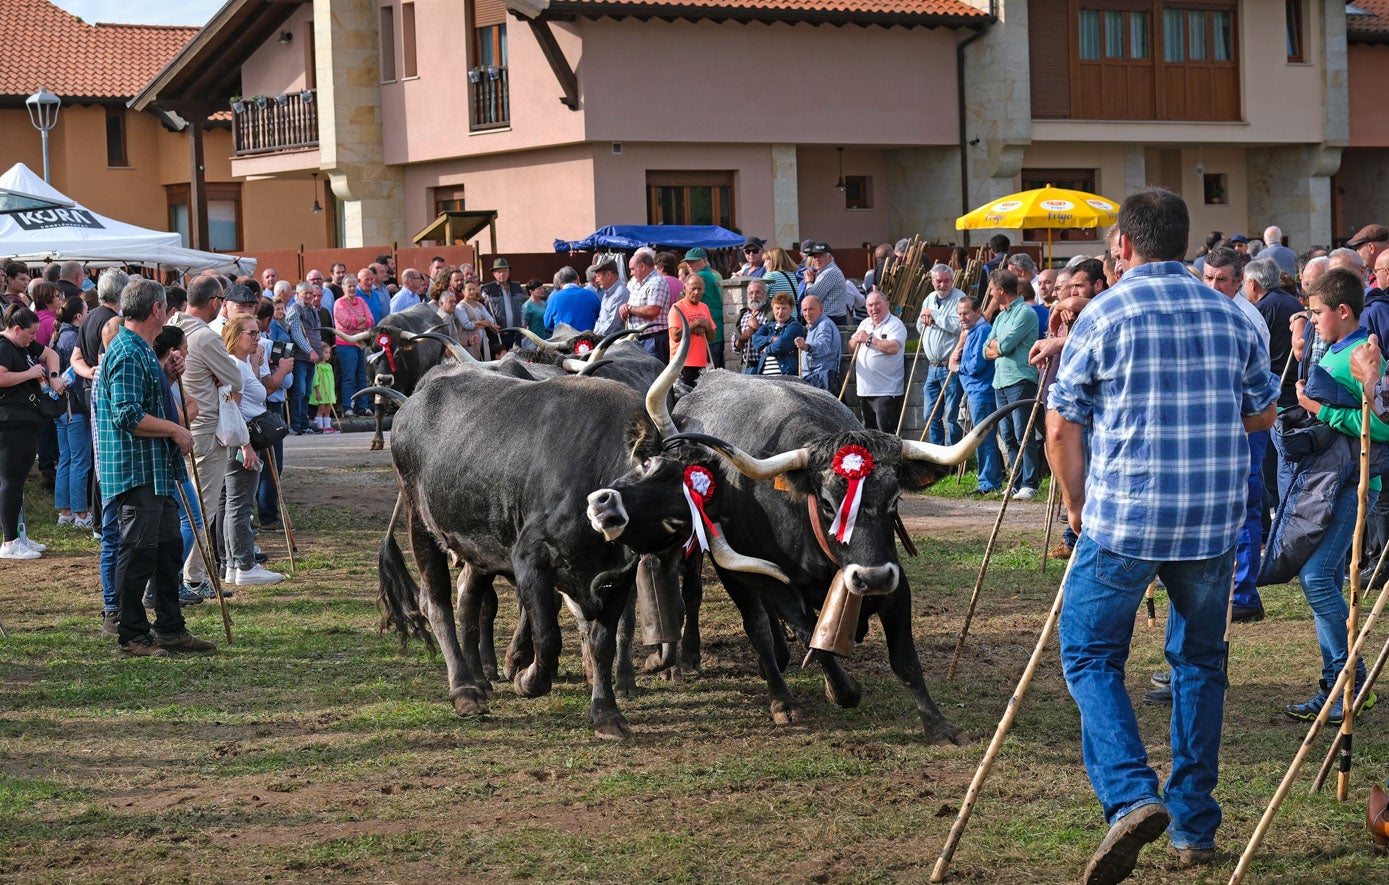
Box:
[2,475,1387,884]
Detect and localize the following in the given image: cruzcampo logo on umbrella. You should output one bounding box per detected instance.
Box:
[957,184,1120,263]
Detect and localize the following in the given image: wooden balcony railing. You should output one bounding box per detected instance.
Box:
[469,67,510,131]
[232,90,319,156]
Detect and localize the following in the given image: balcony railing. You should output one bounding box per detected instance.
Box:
[232,90,319,156]
[469,67,510,131]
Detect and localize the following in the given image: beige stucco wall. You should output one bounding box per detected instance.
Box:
[795,146,891,247]
[45,106,168,233]
[241,3,315,100]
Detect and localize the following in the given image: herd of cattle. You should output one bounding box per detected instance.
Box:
[337,304,1021,742]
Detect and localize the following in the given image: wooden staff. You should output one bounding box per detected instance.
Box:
[1145,580,1158,629]
[176,385,231,623]
[264,450,297,572]
[931,554,1076,883]
[1041,477,1059,573]
[1311,628,1389,794]
[896,344,925,437]
[947,377,1048,679]
[1338,387,1373,801]
[175,480,232,644]
[1229,577,1389,884]
[917,372,953,443]
[836,342,860,403]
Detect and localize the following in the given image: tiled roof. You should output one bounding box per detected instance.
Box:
[0,0,197,101]
[543,0,990,26]
[1349,1,1389,38]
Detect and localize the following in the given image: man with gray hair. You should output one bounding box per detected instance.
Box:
[390,268,428,313]
[621,249,670,362]
[96,278,214,656]
[57,260,85,301]
[543,266,600,333]
[1261,225,1297,276]
[285,280,324,434]
[917,263,965,445]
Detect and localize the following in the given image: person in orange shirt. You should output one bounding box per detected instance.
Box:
[668,275,716,387]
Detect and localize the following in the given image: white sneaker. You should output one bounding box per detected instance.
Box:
[1,540,40,560]
[224,565,235,584]
[233,565,284,586]
[57,513,75,526]
[20,536,47,552]
[1012,487,1038,501]
[72,514,94,530]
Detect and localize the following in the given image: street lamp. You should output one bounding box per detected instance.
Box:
[25,89,61,183]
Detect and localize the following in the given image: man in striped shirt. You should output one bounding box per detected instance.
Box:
[1047,188,1277,882]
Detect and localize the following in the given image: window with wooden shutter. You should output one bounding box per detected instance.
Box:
[472,0,507,28]
[1029,0,1072,119]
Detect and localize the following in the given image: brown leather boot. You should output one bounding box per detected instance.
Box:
[153,630,216,654]
[1370,783,1389,853]
[121,634,170,658]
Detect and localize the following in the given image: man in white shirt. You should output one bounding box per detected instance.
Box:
[851,291,907,431]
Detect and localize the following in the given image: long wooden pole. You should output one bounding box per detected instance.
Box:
[175,480,231,644]
[930,554,1076,883]
[1041,476,1058,573]
[1338,389,1373,801]
[1145,580,1158,629]
[947,379,1048,679]
[1228,577,1389,885]
[265,453,297,572]
[836,342,860,403]
[896,344,924,437]
[917,372,953,443]
[176,385,231,636]
[1311,628,1389,794]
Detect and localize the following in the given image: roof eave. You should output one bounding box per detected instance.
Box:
[129,0,270,112]
[536,1,991,29]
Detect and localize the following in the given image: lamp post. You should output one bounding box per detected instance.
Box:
[25,89,61,183]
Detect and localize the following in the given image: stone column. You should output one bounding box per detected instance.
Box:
[770,144,799,251]
[885,147,962,241]
[315,0,405,247]
[1247,146,1342,249]
[1122,144,1146,196]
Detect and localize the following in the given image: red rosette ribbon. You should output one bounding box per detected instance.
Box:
[376,333,397,372]
[682,464,719,554]
[574,340,594,355]
[828,445,874,543]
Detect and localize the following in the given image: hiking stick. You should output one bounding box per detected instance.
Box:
[1041,476,1058,573]
[1339,388,1373,801]
[265,452,297,571]
[947,380,1048,679]
[175,480,231,644]
[1311,628,1389,794]
[896,344,924,437]
[1146,580,1158,629]
[931,554,1076,883]
[176,385,231,625]
[917,371,952,442]
[836,342,860,403]
[1228,577,1389,885]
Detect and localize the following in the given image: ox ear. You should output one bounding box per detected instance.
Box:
[897,460,950,490]
[625,417,663,462]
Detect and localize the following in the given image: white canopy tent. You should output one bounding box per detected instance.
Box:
[0,163,255,275]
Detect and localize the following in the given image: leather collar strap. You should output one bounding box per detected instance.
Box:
[807,494,836,564]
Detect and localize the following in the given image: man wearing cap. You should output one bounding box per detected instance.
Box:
[592,257,630,337]
[621,249,670,363]
[1229,234,1249,255]
[683,249,725,368]
[802,242,847,326]
[1349,224,1389,279]
[736,237,767,278]
[482,258,528,350]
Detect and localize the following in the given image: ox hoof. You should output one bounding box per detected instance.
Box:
[483,664,500,683]
[593,716,631,741]
[451,687,489,717]
[926,720,971,747]
[824,673,862,709]
[369,440,383,451]
[770,700,801,726]
[513,665,552,699]
[643,651,667,674]
[615,674,639,699]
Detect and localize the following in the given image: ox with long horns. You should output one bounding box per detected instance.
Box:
[592,369,1028,744]
[372,319,787,739]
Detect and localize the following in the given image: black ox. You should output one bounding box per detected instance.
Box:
[594,370,1026,744]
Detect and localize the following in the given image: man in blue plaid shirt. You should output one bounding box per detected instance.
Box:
[1047,188,1278,884]
[95,279,214,658]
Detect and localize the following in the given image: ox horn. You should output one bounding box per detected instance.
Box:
[900,398,1033,465]
[514,328,567,351]
[644,311,690,439]
[665,431,810,479]
[326,326,375,344]
[415,331,476,365]
[578,358,614,377]
[586,326,642,362]
[355,386,408,405]
[560,357,590,373]
[706,528,791,584]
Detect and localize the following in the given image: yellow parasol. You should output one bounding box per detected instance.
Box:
[956,185,1119,266]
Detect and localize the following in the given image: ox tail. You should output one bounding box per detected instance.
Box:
[377,497,436,650]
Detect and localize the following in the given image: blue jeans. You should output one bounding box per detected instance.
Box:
[338,346,368,413]
[1060,534,1237,850]
[923,365,963,445]
[176,477,203,567]
[100,497,119,612]
[965,388,1003,491]
[995,379,1040,492]
[291,361,314,431]
[54,412,93,513]
[1233,431,1268,609]
[1298,482,1376,686]
[257,434,285,524]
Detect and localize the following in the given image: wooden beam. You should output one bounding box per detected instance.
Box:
[527,19,579,110]
[188,117,209,251]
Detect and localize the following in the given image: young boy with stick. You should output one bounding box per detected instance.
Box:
[1284,268,1387,722]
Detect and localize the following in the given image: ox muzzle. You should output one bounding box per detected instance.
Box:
[844,562,900,597]
[586,488,629,542]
